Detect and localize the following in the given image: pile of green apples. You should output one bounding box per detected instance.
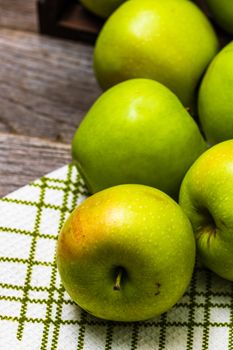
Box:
[57,0,233,322]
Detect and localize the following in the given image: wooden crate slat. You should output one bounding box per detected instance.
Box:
[37,0,102,42]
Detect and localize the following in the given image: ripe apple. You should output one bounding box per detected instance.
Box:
[72,79,206,198]
[93,0,218,107]
[57,184,196,321]
[79,0,125,18]
[179,140,233,281]
[205,0,233,35]
[198,41,233,145]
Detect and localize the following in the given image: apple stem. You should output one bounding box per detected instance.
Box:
[113,267,124,291]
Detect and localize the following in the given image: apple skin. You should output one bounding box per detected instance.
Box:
[205,0,233,35]
[79,0,125,18]
[72,79,206,199]
[93,0,218,107]
[198,41,233,145]
[57,184,196,322]
[179,140,233,281]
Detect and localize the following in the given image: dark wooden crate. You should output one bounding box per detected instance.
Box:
[37,0,231,45]
[37,0,103,43]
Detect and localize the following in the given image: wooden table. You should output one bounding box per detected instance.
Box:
[0,0,101,196]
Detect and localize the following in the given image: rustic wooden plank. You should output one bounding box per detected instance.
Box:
[0,133,71,196]
[0,0,37,32]
[0,28,101,143]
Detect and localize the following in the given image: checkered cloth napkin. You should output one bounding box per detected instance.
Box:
[0,164,233,350]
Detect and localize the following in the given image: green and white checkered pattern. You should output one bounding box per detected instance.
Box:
[0,164,233,349]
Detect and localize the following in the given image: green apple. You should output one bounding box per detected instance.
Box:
[80,0,125,18]
[205,0,233,35]
[198,41,233,145]
[72,79,206,198]
[94,0,218,107]
[57,184,195,321]
[179,140,233,280]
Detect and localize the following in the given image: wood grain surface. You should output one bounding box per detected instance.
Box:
[0,28,101,142]
[0,133,71,196]
[0,0,37,32]
[0,2,101,196]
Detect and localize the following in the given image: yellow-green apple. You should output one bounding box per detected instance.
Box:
[198,41,233,145]
[93,0,218,107]
[80,0,125,18]
[72,79,206,198]
[179,140,233,280]
[57,184,196,321]
[205,0,233,35]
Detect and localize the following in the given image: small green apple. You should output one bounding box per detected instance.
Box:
[179,140,233,281]
[57,184,195,321]
[72,79,206,198]
[205,0,233,35]
[94,0,218,107]
[80,0,125,18]
[198,41,233,145]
